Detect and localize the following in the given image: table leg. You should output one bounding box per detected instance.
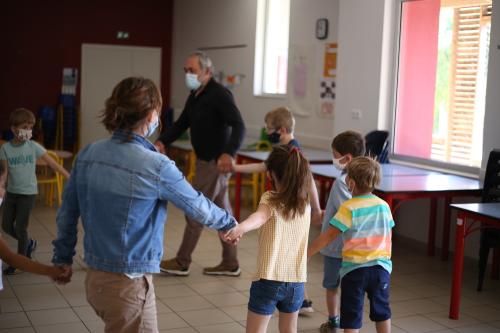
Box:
[441,197,452,260]
[234,156,242,221]
[428,198,437,256]
[449,211,466,319]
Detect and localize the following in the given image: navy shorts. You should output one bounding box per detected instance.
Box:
[248,279,304,315]
[340,266,391,329]
[323,256,342,290]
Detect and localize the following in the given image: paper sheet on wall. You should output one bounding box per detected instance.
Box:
[317,43,337,119]
[288,44,316,117]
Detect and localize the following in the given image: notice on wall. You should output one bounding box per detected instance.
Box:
[288,44,316,117]
[62,68,78,95]
[317,43,337,119]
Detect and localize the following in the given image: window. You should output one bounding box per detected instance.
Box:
[393,0,491,169]
[254,0,290,96]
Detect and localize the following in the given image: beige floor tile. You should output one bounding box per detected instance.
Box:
[220,305,248,321]
[392,314,447,332]
[0,327,35,333]
[161,295,214,312]
[159,327,198,333]
[83,319,105,333]
[33,322,90,333]
[0,298,23,313]
[424,310,481,328]
[455,323,500,333]
[72,305,101,322]
[155,284,197,298]
[187,281,236,295]
[177,308,233,326]
[157,312,190,330]
[195,322,246,333]
[12,284,68,311]
[204,291,248,307]
[461,305,500,322]
[0,312,30,330]
[391,298,447,318]
[26,308,79,326]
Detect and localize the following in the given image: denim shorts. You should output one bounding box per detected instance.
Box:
[323,256,342,290]
[248,279,305,315]
[340,265,391,329]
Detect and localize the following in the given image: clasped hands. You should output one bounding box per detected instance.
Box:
[219,224,244,245]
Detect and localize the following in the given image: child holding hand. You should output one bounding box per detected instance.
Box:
[225,145,311,333]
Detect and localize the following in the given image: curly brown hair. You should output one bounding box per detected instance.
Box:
[100,77,162,139]
[264,145,311,219]
[346,156,381,193]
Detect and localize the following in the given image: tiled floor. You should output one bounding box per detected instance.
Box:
[1,201,500,332]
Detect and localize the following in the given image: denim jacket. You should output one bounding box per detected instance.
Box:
[52,130,237,273]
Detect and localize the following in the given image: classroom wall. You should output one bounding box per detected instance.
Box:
[0,0,173,134]
[170,0,340,148]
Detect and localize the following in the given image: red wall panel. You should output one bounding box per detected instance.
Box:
[0,0,173,132]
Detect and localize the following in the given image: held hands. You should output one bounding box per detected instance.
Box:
[155,140,166,154]
[217,154,234,173]
[221,225,244,244]
[50,265,73,285]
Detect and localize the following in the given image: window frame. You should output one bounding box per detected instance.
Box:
[253,0,290,98]
[388,0,491,178]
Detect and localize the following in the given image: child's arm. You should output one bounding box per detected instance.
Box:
[0,160,7,198]
[40,153,70,179]
[233,162,267,174]
[309,174,323,226]
[224,203,271,242]
[308,225,341,259]
[0,236,65,280]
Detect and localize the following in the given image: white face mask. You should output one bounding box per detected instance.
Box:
[185,73,201,90]
[332,156,347,171]
[0,197,3,207]
[17,129,33,141]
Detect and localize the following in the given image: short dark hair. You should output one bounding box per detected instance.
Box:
[10,108,36,127]
[331,131,365,157]
[346,156,381,193]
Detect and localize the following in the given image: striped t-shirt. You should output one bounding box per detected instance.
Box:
[330,194,394,278]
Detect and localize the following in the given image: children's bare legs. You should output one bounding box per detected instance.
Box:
[375,319,391,333]
[326,287,340,319]
[246,311,272,333]
[343,319,391,333]
[278,311,299,333]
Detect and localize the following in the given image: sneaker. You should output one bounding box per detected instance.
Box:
[159,258,190,276]
[3,266,22,275]
[319,321,339,333]
[26,239,38,259]
[298,299,314,315]
[203,263,241,276]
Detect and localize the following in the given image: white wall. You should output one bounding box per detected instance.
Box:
[172,0,499,259]
[170,0,340,148]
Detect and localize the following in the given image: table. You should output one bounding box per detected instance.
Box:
[310,164,481,258]
[449,203,500,319]
[234,148,332,220]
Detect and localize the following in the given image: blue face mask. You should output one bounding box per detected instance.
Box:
[185,73,201,90]
[145,117,159,137]
[267,131,281,144]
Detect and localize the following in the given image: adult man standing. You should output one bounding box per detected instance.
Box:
[156,51,245,277]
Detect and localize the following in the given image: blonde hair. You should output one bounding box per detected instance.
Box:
[264,107,295,133]
[264,145,311,219]
[10,108,35,127]
[346,156,381,193]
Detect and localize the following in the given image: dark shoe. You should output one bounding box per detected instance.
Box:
[319,321,339,333]
[3,266,22,275]
[203,263,241,276]
[159,258,190,276]
[26,239,38,259]
[298,299,314,315]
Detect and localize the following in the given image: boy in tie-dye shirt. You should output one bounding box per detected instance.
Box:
[308,156,394,333]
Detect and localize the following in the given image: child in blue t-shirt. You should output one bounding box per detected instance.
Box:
[318,130,365,332]
[0,108,70,275]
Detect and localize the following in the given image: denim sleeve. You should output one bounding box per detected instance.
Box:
[52,166,80,265]
[158,158,237,231]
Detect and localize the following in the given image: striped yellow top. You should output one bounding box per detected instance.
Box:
[254,191,311,282]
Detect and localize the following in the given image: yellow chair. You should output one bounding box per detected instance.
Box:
[37,151,63,207]
[230,140,271,210]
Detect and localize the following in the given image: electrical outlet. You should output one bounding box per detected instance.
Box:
[351,109,362,120]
